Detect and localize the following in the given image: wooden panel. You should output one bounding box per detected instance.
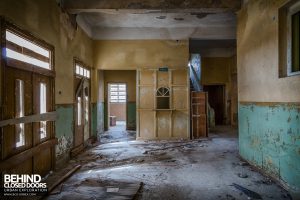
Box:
[173,87,188,109]
[172,111,188,138]
[2,67,33,160]
[32,73,54,176]
[139,87,154,109]
[83,80,90,142]
[2,159,32,175]
[157,111,170,139]
[34,148,52,177]
[0,112,56,127]
[74,77,84,147]
[192,115,207,138]
[0,138,57,171]
[6,58,55,77]
[139,70,154,85]
[157,71,169,87]
[172,69,187,85]
[137,69,189,140]
[191,92,207,138]
[139,111,155,139]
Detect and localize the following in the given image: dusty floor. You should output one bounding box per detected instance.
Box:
[100,122,136,143]
[46,126,292,200]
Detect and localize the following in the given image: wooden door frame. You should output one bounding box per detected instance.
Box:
[0,17,56,173]
[72,58,91,153]
[107,82,128,130]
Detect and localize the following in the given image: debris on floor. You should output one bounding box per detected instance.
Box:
[45,126,291,200]
[237,172,249,178]
[232,183,262,199]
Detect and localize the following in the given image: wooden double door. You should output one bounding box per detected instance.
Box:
[1,66,55,177]
[73,76,90,153]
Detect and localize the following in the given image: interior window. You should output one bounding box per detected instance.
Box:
[40,83,47,139]
[5,30,51,70]
[75,63,90,79]
[109,84,126,103]
[156,87,170,109]
[77,96,82,125]
[15,79,25,147]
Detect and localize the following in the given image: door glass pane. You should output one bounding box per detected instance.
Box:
[76,64,80,74]
[15,79,25,147]
[77,97,82,125]
[40,83,47,139]
[80,67,84,76]
[85,96,89,123]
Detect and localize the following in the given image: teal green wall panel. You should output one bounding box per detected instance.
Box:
[239,103,300,191]
[91,103,97,137]
[55,104,74,159]
[97,102,105,135]
[127,102,136,130]
[104,102,108,130]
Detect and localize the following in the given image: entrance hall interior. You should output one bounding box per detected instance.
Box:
[0,0,299,199]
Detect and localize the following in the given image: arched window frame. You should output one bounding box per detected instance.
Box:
[156,87,170,109]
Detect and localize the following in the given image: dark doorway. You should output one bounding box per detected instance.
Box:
[203,85,225,125]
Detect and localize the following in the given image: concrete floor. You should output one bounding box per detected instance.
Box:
[46,126,291,200]
[101,121,136,143]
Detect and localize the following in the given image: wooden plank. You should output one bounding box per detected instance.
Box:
[0,111,56,127]
[70,144,85,157]
[6,59,55,77]
[6,40,50,63]
[48,165,81,193]
[0,138,58,171]
[191,91,208,138]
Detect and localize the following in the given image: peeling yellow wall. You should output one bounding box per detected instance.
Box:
[237,0,300,102]
[94,40,189,69]
[0,0,94,104]
[98,70,105,103]
[201,57,231,85]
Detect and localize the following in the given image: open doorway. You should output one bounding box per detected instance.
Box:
[203,85,225,125]
[108,83,127,131]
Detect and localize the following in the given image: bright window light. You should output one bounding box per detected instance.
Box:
[6,48,50,69]
[16,79,25,147]
[6,30,49,58]
[40,83,47,139]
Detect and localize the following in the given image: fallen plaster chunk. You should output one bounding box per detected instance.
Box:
[107,187,119,193]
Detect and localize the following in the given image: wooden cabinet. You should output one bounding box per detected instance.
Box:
[137,68,189,140]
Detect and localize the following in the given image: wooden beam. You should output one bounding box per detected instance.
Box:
[6,58,55,77]
[47,165,81,193]
[0,138,58,171]
[6,41,50,63]
[0,111,56,127]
